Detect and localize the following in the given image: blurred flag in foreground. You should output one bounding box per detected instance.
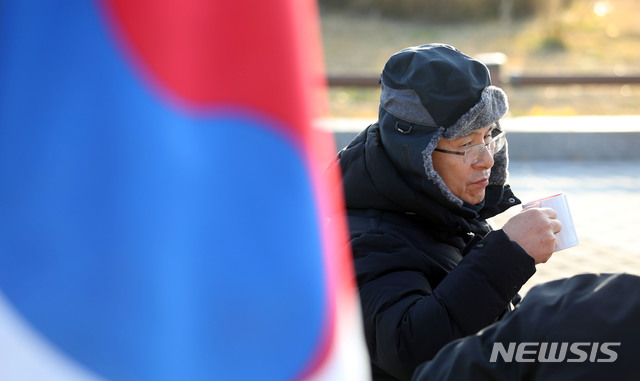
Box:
[0,0,369,380]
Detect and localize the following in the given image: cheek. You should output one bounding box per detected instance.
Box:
[432,155,468,194]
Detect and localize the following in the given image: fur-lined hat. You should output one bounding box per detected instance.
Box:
[378,43,510,206]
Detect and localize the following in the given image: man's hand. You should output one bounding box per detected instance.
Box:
[502,203,562,264]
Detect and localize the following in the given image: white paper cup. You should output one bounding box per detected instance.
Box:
[522,193,579,251]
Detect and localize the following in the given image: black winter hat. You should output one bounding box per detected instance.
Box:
[378,43,510,206]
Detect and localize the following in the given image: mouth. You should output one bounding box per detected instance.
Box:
[471,177,490,187]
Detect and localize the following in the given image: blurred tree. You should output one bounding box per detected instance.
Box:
[537,0,573,50]
[318,0,567,23]
[319,0,542,22]
[500,0,513,25]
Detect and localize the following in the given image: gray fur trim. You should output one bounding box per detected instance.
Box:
[443,86,508,139]
[489,122,509,186]
[380,84,438,126]
[422,127,465,206]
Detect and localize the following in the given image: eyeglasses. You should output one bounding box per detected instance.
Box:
[433,131,506,164]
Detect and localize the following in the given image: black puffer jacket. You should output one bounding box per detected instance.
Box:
[338,123,536,381]
[412,273,640,381]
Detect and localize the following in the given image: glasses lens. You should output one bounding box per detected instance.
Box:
[465,132,507,164]
[492,132,506,153]
[465,144,486,164]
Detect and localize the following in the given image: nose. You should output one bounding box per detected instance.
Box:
[472,144,494,169]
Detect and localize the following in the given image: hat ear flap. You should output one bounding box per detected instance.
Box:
[489,123,509,186]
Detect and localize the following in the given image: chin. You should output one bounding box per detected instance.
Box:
[464,192,486,205]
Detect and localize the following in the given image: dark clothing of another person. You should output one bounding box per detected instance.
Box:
[412,273,640,381]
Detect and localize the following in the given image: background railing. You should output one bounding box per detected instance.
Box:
[327,60,640,88]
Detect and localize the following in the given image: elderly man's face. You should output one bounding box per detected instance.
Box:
[432,125,495,205]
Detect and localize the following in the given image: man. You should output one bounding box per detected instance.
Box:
[336,44,561,380]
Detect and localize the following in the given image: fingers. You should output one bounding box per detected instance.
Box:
[505,206,564,264]
[525,205,557,220]
[551,218,563,234]
[522,203,558,218]
[540,211,562,253]
[538,219,562,263]
[537,207,562,234]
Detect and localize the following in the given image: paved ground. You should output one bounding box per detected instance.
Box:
[492,160,640,295]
